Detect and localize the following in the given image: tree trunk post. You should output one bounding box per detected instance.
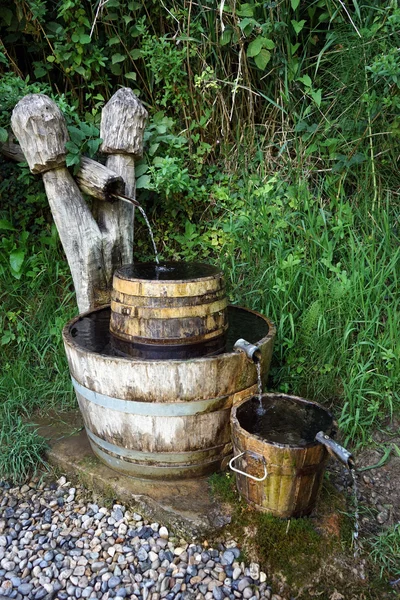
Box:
[98,88,148,283]
[11,94,109,312]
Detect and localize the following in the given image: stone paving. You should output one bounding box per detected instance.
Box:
[0,477,283,600]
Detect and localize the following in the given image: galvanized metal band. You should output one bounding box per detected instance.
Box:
[72,376,231,416]
[110,297,228,320]
[86,428,225,466]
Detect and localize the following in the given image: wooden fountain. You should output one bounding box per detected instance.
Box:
[11,89,276,480]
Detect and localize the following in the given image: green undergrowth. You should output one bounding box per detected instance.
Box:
[0,213,76,483]
[208,471,391,596]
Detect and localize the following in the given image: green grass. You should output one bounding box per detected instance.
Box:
[0,235,76,482]
[370,524,400,581]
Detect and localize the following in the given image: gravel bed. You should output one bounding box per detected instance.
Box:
[0,477,281,600]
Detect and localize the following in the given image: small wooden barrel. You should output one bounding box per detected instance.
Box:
[230,394,335,518]
[110,262,228,359]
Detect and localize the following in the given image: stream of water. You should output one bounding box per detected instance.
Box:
[350,467,360,558]
[256,361,266,415]
[137,206,159,265]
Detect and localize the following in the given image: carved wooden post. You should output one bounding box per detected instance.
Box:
[98,88,148,281]
[11,94,108,312]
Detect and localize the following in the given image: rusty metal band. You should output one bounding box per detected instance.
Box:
[86,428,224,466]
[72,376,231,416]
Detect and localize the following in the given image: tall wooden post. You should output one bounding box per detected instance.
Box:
[98,88,148,284]
[11,94,109,312]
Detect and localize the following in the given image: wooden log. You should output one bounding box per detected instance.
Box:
[0,138,125,203]
[75,157,125,202]
[11,94,108,312]
[95,88,148,285]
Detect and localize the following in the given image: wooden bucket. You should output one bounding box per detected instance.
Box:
[110,262,228,359]
[63,305,276,480]
[230,394,335,517]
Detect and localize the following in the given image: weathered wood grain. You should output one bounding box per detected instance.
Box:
[11,94,109,312]
[93,89,148,286]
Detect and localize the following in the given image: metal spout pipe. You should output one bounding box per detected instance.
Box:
[315,431,355,469]
[233,338,261,363]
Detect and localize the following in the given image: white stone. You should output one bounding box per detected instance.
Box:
[159,527,169,539]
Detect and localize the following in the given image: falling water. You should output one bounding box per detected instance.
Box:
[137,206,159,265]
[114,193,160,264]
[350,467,360,558]
[256,361,265,415]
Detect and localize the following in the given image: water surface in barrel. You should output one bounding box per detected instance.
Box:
[116,262,221,281]
[69,306,270,357]
[236,396,333,447]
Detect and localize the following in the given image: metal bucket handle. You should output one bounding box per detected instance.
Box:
[229,450,268,481]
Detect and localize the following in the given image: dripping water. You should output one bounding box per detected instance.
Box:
[256,361,265,415]
[350,467,360,558]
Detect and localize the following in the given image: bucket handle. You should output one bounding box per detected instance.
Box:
[229,450,268,482]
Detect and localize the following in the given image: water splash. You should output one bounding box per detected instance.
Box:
[350,467,360,558]
[256,361,265,416]
[137,206,159,265]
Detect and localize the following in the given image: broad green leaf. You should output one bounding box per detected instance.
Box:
[108,36,120,46]
[136,175,151,189]
[112,53,126,64]
[237,3,254,17]
[135,163,148,178]
[247,37,263,58]
[254,49,271,70]
[130,49,141,59]
[297,74,312,87]
[34,66,47,78]
[46,55,55,63]
[290,42,300,55]
[125,72,137,81]
[80,34,91,44]
[87,139,102,156]
[291,0,300,9]
[0,219,15,231]
[263,38,275,50]
[67,127,86,143]
[10,249,25,274]
[1,8,13,26]
[65,141,80,154]
[149,143,160,156]
[291,19,306,35]
[311,89,322,107]
[0,127,8,143]
[66,154,80,167]
[220,29,232,46]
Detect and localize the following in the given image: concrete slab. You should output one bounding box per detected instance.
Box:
[35,410,232,539]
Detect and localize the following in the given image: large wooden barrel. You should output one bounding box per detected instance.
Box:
[230,394,335,517]
[63,305,275,480]
[110,262,228,359]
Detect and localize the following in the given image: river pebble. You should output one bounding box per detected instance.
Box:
[0,478,278,600]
